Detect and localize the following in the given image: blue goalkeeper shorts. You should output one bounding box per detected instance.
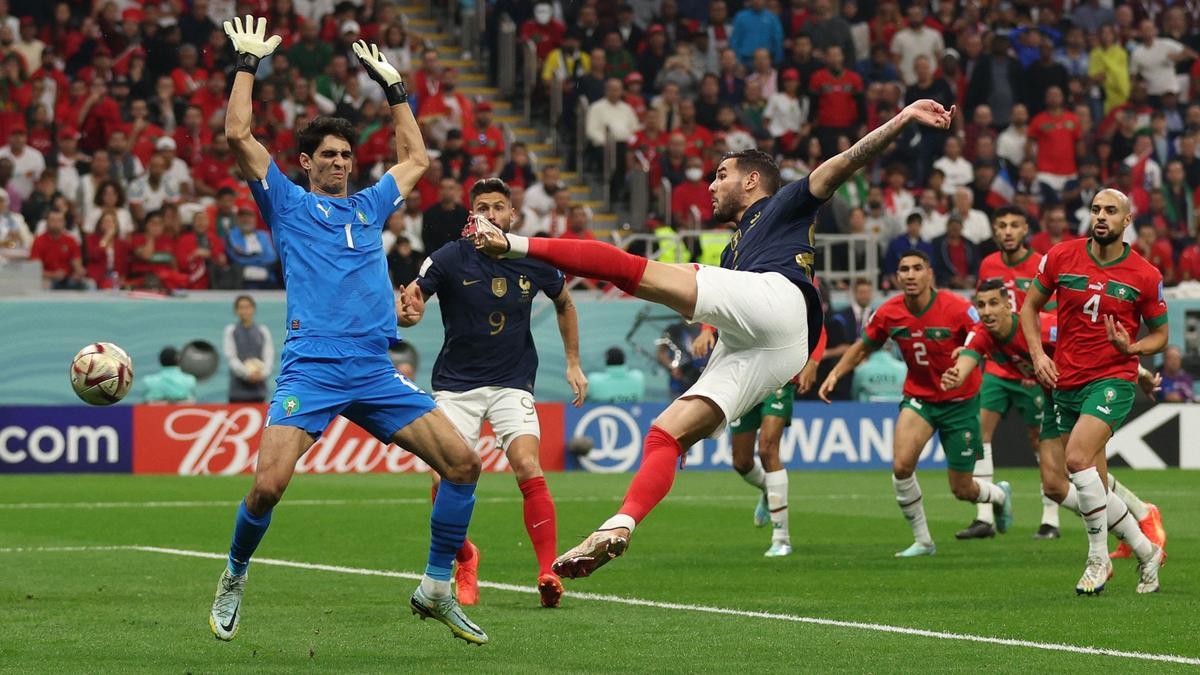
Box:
[266,343,435,443]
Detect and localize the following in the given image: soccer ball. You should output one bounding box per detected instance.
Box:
[69,342,135,405]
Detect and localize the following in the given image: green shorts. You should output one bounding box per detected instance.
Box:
[980,373,1046,429]
[1052,378,1136,437]
[730,383,796,434]
[900,396,983,473]
[1038,392,1060,441]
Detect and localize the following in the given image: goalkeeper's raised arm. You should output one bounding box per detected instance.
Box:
[223,15,282,182]
[353,40,430,197]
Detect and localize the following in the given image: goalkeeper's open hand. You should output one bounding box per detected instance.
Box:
[224,15,282,74]
[353,40,408,106]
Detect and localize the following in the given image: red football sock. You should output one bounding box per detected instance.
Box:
[618,425,684,523]
[526,237,648,295]
[518,476,558,575]
[432,482,475,563]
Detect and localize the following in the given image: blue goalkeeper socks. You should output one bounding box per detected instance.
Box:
[426,479,477,581]
[227,499,272,576]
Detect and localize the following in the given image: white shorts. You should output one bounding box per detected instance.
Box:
[684,266,812,436]
[434,386,540,450]
[1036,172,1074,192]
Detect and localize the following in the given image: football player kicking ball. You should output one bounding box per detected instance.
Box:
[692,326,825,557]
[818,251,1013,557]
[473,99,957,578]
[963,206,1055,540]
[211,19,487,645]
[1021,189,1168,595]
[399,178,588,608]
[942,281,1166,584]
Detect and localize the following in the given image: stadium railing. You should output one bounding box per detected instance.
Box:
[522,40,538,124]
[659,176,672,229]
[497,15,516,98]
[628,166,650,228]
[550,71,564,154]
[603,127,616,210]
[574,96,587,177]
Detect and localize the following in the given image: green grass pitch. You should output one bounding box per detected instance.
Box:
[1,469,1197,673]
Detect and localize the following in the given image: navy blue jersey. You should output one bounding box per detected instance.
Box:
[416,239,565,393]
[249,161,404,356]
[720,176,825,288]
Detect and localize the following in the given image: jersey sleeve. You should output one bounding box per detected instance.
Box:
[247,160,306,228]
[861,304,890,350]
[1138,271,1169,328]
[355,172,405,224]
[536,262,566,299]
[415,244,453,296]
[1031,245,1060,296]
[772,176,829,222]
[960,323,994,363]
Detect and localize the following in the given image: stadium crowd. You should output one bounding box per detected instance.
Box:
[2,0,1200,293]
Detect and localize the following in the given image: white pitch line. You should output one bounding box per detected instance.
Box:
[3,544,1197,667]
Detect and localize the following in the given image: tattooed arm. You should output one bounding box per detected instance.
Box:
[808,99,955,201]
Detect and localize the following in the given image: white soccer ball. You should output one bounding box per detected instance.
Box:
[69,342,135,405]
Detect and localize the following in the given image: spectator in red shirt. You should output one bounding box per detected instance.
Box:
[521,2,566,60]
[123,97,166,166]
[671,156,714,228]
[411,48,442,101]
[130,210,186,290]
[1027,85,1082,191]
[175,209,229,290]
[1134,222,1177,283]
[189,69,227,129]
[83,211,131,289]
[809,45,863,156]
[652,132,689,190]
[192,132,238,198]
[629,108,670,170]
[173,105,212,167]
[623,72,648,119]
[1179,242,1200,282]
[464,101,506,174]
[559,204,596,240]
[417,67,474,148]
[675,99,713,158]
[171,44,209,96]
[29,208,85,289]
[77,77,122,154]
[1029,206,1076,254]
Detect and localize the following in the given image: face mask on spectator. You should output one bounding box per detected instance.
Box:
[685,168,703,182]
[534,5,552,24]
[780,167,800,182]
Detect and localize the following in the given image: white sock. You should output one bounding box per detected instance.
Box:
[1061,482,1080,514]
[893,474,933,546]
[972,478,1005,505]
[421,575,451,599]
[601,513,637,533]
[503,233,529,258]
[1107,473,1149,520]
[1070,467,1108,558]
[1107,490,1153,561]
[739,456,767,491]
[765,469,789,543]
[1041,487,1060,528]
[974,443,995,524]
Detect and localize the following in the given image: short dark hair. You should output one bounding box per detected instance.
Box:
[853,278,873,289]
[159,346,179,367]
[898,249,930,264]
[906,212,923,226]
[977,278,1006,295]
[992,205,1028,223]
[469,177,511,203]
[605,347,626,365]
[234,294,255,309]
[720,149,781,195]
[297,116,356,158]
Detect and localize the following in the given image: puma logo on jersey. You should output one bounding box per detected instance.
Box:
[1088,281,1104,291]
[316,202,332,219]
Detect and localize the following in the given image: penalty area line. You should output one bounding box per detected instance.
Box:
[2,545,1197,667]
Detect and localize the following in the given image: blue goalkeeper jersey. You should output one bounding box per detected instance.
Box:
[249,161,404,355]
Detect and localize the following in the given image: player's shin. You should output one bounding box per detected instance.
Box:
[738,455,767,490]
[519,476,558,575]
[765,469,789,543]
[1107,491,1153,561]
[1041,488,1061,528]
[1069,467,1108,558]
[424,480,478,598]
[973,442,996,525]
[523,238,649,295]
[227,499,272,576]
[611,425,684,530]
[1107,473,1149,520]
[893,474,933,546]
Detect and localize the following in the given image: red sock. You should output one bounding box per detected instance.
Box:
[432,482,476,563]
[526,238,648,295]
[618,426,683,523]
[518,476,557,575]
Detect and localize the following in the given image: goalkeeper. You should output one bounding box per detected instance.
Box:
[208,16,490,646]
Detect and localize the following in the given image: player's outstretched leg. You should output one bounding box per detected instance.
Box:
[758,414,792,557]
[892,473,936,557]
[553,398,722,579]
[431,482,481,606]
[210,426,311,641]
[1107,473,1167,560]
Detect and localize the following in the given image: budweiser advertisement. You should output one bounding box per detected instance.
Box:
[131,404,564,475]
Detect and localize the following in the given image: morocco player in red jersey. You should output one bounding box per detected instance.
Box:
[1022,189,1167,595]
[966,206,1061,540]
[819,251,1012,557]
[943,281,1166,572]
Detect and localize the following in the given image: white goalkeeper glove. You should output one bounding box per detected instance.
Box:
[223,15,282,75]
[352,40,408,106]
